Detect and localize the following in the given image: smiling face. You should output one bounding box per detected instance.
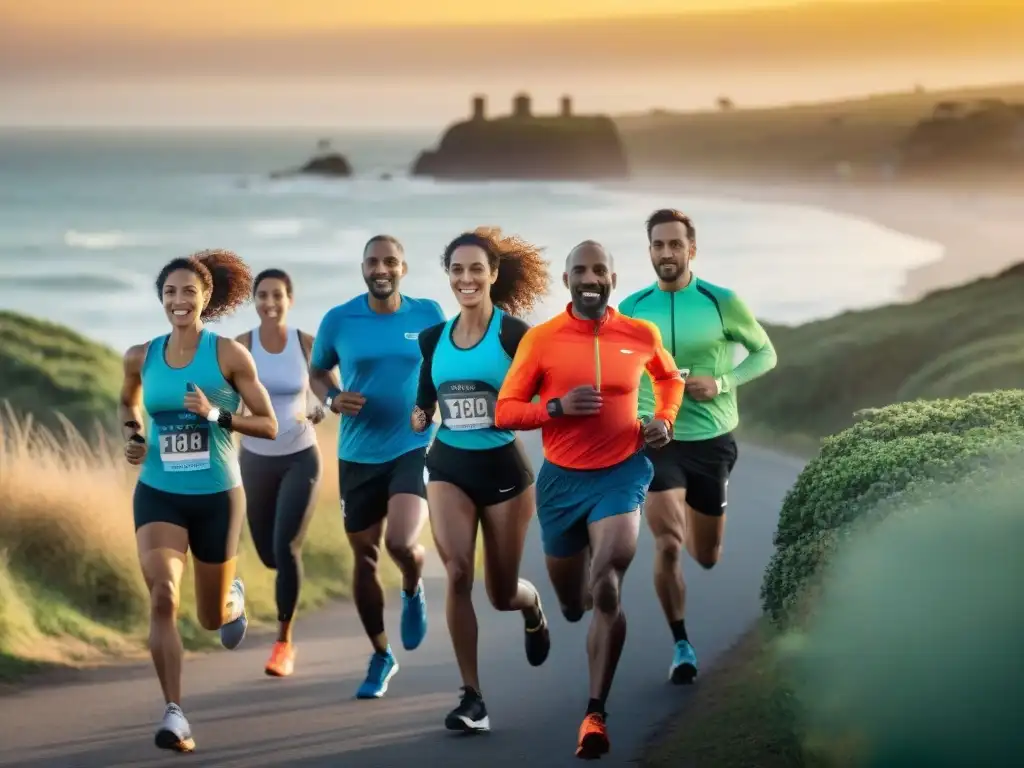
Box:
[649,220,695,285]
[564,242,616,320]
[362,240,406,300]
[448,244,496,310]
[162,268,206,328]
[255,276,292,325]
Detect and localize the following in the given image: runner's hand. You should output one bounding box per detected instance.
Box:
[184,384,212,418]
[560,385,603,416]
[308,405,326,425]
[685,376,719,401]
[124,435,147,465]
[411,405,433,433]
[643,418,671,449]
[328,391,365,416]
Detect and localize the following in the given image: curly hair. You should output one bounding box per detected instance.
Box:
[441,227,551,317]
[155,248,253,322]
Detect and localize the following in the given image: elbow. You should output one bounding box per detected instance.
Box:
[494,402,514,430]
[261,415,279,441]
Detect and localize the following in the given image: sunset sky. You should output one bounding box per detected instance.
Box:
[1,0,1020,128]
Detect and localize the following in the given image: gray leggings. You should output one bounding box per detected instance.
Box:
[239,445,322,623]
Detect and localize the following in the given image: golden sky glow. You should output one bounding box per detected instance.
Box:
[0,0,909,33]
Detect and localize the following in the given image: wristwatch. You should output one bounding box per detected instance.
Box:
[546,398,564,418]
[207,408,233,431]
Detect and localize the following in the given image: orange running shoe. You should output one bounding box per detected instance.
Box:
[264,641,295,677]
[575,712,610,759]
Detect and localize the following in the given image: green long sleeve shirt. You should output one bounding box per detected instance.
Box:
[618,276,777,441]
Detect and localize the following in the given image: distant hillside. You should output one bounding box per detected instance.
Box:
[739,261,1024,449]
[0,311,122,435]
[616,81,1024,180]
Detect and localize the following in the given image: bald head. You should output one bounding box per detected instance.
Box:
[564,240,616,319]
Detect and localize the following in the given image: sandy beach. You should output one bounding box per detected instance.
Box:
[619,175,1024,302]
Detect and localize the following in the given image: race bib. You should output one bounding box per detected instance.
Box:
[438,380,498,431]
[152,411,211,472]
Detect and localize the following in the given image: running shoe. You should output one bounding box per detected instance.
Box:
[400,579,428,650]
[444,686,491,733]
[524,588,551,667]
[155,703,195,753]
[355,647,399,699]
[669,639,698,684]
[264,641,295,677]
[575,712,610,759]
[219,578,247,650]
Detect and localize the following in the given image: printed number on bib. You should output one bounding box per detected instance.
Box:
[438,380,498,431]
[153,411,212,472]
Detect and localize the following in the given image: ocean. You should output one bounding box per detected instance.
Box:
[0,127,942,353]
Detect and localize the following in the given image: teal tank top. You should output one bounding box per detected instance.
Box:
[431,308,517,451]
[138,329,243,495]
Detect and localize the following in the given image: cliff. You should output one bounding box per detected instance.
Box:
[411,95,630,181]
[0,310,123,435]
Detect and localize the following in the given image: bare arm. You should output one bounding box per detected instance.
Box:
[119,344,147,441]
[219,339,278,440]
[300,330,337,403]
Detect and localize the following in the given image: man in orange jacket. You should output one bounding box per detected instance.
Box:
[495,241,684,760]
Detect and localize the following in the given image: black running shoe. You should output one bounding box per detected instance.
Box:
[524,591,551,667]
[445,686,490,733]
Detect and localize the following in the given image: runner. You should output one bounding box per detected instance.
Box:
[410,228,552,734]
[495,241,684,760]
[236,268,324,679]
[309,234,445,699]
[618,208,777,685]
[119,249,278,753]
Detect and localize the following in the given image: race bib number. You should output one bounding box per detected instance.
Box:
[438,380,498,431]
[152,411,211,472]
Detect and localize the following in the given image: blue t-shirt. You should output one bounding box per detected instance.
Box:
[415,308,531,451]
[311,293,446,464]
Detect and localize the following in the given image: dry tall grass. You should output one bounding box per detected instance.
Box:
[0,406,413,671]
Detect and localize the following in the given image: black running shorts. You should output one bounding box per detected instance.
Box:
[426,437,535,509]
[644,432,738,518]
[132,481,245,564]
[338,447,427,533]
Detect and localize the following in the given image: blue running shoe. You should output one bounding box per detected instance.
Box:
[669,639,698,684]
[400,579,428,651]
[220,578,247,650]
[356,647,399,699]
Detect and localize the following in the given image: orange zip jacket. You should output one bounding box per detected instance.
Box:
[495,303,684,470]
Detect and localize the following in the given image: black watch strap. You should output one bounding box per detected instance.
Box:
[216,409,234,431]
[546,398,564,418]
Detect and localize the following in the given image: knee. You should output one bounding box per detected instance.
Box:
[561,604,585,623]
[654,532,685,566]
[353,544,381,576]
[149,579,179,619]
[384,537,417,563]
[196,606,223,632]
[486,580,517,612]
[693,546,721,570]
[590,570,622,616]
[444,558,474,596]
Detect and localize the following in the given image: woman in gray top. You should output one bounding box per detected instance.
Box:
[236,268,326,678]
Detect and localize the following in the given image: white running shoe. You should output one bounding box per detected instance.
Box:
[155,702,195,752]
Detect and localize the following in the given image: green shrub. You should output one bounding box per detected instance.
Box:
[761,391,1024,624]
[786,459,1024,766]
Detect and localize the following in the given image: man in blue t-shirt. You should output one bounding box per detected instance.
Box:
[310,234,445,699]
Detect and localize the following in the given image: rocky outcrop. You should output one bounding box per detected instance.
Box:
[270,140,352,179]
[411,95,630,181]
[897,100,1024,172]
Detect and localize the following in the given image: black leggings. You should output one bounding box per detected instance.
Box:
[239,445,322,623]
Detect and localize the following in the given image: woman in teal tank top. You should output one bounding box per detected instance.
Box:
[118,249,278,754]
[410,228,553,734]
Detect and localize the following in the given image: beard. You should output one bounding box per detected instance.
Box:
[365,275,396,299]
[571,284,610,319]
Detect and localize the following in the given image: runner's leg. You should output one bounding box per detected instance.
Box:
[428,481,481,691]
[385,448,430,651]
[190,487,247,646]
[682,435,738,569]
[347,521,389,653]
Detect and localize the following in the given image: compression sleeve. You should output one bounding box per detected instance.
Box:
[310,309,340,371]
[495,326,551,431]
[415,322,444,411]
[642,321,685,427]
[499,314,531,359]
[720,293,777,393]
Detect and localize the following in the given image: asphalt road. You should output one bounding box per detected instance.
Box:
[0,434,803,767]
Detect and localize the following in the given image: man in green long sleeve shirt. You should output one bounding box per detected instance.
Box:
[618,208,777,685]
